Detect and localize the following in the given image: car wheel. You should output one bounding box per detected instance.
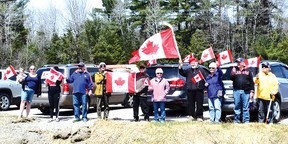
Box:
[39,107,50,114]
[0,93,11,111]
[272,99,281,123]
[123,94,133,108]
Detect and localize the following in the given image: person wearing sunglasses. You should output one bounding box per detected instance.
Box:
[231,58,255,123]
[94,62,111,120]
[132,64,150,122]
[18,65,41,119]
[254,62,278,124]
[205,62,225,123]
[66,62,93,122]
[179,57,208,122]
[148,68,170,122]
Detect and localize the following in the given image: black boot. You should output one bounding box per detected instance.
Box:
[133,116,139,122]
[144,116,150,122]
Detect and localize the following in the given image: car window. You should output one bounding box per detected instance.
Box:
[146,67,179,79]
[36,68,65,84]
[271,65,284,78]
[0,72,2,79]
[280,65,288,78]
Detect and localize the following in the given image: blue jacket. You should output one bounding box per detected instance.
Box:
[66,71,93,94]
[205,68,225,98]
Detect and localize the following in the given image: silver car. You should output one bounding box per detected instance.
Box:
[220,60,288,122]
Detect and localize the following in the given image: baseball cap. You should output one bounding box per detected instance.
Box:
[235,57,244,63]
[209,62,217,68]
[99,62,106,67]
[76,62,85,67]
[155,68,163,74]
[262,62,270,68]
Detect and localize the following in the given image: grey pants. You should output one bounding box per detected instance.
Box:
[96,94,110,120]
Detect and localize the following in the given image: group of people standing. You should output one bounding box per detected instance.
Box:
[16,58,279,124]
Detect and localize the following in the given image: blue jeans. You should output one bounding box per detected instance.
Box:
[233,90,250,123]
[73,93,88,120]
[21,88,35,103]
[153,102,165,122]
[208,97,222,122]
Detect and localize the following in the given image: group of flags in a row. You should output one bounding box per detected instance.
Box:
[2,65,63,85]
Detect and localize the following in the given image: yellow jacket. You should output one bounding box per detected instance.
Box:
[94,72,105,96]
[254,72,278,101]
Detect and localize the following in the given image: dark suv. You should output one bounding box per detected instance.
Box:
[32,64,132,113]
[146,63,209,112]
[220,60,288,122]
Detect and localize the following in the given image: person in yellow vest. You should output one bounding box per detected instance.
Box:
[94,62,111,120]
[254,62,279,124]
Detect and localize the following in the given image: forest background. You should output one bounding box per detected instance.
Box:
[1,0,288,69]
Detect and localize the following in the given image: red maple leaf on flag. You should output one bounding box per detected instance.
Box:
[142,41,159,55]
[115,77,125,86]
[221,54,227,60]
[203,53,208,58]
[6,70,10,74]
[51,75,54,80]
[195,76,200,80]
[250,60,255,65]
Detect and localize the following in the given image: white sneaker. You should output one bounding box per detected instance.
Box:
[47,119,53,123]
[55,118,60,122]
[197,118,203,122]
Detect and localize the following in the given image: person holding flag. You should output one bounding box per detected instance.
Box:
[179,58,208,121]
[205,62,225,123]
[254,62,278,124]
[46,66,63,122]
[231,58,255,123]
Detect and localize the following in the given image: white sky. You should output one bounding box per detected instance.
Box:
[27,0,103,10]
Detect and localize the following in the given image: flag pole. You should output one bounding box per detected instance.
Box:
[163,23,182,60]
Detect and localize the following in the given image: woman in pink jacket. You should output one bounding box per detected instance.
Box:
[148,68,170,122]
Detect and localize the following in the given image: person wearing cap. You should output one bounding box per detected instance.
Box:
[18,65,41,119]
[94,62,111,120]
[148,68,170,122]
[132,64,150,122]
[205,62,225,123]
[66,62,93,122]
[254,62,278,123]
[231,57,255,123]
[179,57,208,121]
[47,66,63,122]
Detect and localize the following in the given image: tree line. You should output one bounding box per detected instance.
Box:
[0,0,288,70]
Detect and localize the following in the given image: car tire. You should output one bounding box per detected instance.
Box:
[39,107,50,114]
[123,94,133,108]
[0,93,11,111]
[272,98,281,123]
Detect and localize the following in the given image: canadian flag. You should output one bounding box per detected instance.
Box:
[192,71,204,84]
[45,68,63,85]
[143,78,151,86]
[183,53,195,63]
[146,59,157,66]
[129,28,179,64]
[106,71,136,93]
[217,50,233,65]
[3,65,17,80]
[244,56,260,68]
[200,47,215,64]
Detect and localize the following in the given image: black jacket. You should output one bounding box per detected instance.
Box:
[179,66,208,90]
[230,67,254,91]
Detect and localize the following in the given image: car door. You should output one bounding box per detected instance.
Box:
[279,64,288,109]
[270,65,288,109]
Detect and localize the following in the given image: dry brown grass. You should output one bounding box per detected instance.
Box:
[85,120,288,144]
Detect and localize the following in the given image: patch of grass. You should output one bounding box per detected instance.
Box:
[85,121,288,144]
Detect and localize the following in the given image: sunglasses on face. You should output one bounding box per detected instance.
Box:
[156,73,163,75]
[262,66,268,68]
[209,67,215,69]
[30,69,35,70]
[100,65,106,68]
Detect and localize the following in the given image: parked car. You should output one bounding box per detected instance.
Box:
[220,60,288,122]
[145,63,209,113]
[0,70,28,110]
[32,64,133,114]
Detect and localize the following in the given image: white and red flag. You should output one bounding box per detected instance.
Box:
[146,59,157,66]
[244,56,261,68]
[143,78,151,86]
[183,53,195,63]
[192,71,205,84]
[106,71,136,93]
[217,50,233,65]
[45,68,63,85]
[3,65,16,80]
[128,28,179,64]
[200,47,215,64]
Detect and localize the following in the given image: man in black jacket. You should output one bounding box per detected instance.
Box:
[231,58,254,123]
[179,58,208,121]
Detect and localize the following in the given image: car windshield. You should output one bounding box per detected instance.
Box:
[221,66,258,80]
[36,68,65,84]
[146,67,179,79]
